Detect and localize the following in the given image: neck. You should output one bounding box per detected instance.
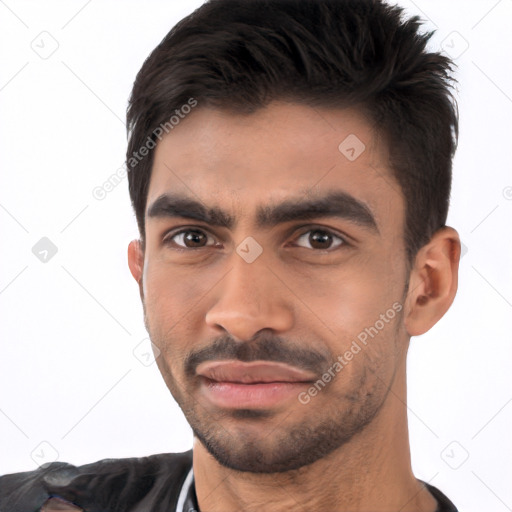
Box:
[192,355,438,512]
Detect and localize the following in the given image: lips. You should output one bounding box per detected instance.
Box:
[196,360,317,384]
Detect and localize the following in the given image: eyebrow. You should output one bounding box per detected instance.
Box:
[147,191,379,234]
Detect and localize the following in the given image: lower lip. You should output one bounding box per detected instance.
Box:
[200,378,310,409]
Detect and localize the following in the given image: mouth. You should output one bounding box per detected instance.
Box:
[196,360,317,383]
[196,360,316,409]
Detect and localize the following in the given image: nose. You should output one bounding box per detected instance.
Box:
[205,253,294,341]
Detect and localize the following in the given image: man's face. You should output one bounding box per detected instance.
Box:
[134,102,410,473]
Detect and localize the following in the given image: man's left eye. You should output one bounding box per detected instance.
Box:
[293,229,346,251]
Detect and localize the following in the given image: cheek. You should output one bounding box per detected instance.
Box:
[145,254,193,299]
[303,269,385,330]
[143,258,215,332]
[302,265,402,362]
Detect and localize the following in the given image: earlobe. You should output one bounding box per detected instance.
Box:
[403,227,461,337]
[128,239,144,284]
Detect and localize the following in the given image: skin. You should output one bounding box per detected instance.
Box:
[128,101,460,512]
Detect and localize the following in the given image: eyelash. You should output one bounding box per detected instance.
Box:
[162,226,350,252]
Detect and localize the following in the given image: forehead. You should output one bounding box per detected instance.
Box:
[146,102,403,236]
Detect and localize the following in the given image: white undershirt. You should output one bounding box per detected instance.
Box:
[175,466,195,512]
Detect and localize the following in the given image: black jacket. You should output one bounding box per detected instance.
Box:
[0,449,458,511]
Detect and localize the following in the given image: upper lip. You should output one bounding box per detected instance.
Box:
[196,360,317,384]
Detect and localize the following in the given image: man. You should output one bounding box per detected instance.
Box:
[0,0,461,510]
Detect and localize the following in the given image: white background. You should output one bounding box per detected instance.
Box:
[1,1,511,510]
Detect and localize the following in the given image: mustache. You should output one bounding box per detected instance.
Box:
[184,333,330,379]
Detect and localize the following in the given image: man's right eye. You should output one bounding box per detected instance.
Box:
[162,228,219,249]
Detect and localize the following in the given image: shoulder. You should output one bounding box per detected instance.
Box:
[421,481,459,512]
[0,449,193,512]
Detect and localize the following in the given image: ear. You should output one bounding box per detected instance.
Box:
[403,227,461,337]
[128,239,145,301]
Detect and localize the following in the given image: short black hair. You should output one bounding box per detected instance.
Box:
[126,0,459,267]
